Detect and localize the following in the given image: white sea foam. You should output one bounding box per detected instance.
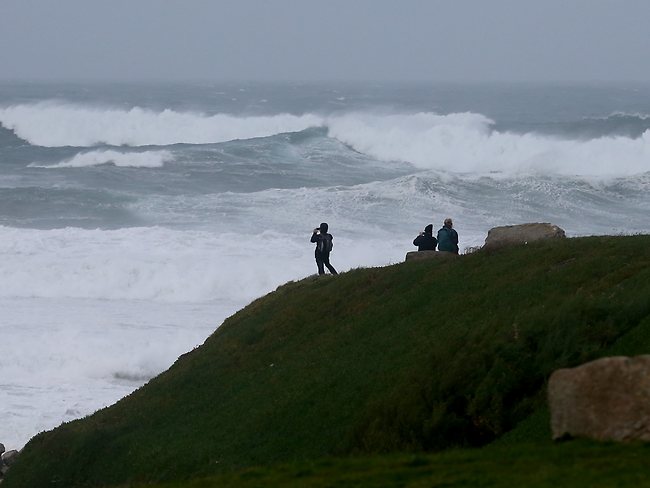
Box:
[0,220,430,304]
[0,102,324,147]
[31,149,174,168]
[0,296,223,448]
[0,226,310,303]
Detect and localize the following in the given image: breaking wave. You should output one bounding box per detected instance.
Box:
[31,150,174,168]
[588,111,650,121]
[0,102,324,147]
[2,103,649,177]
[326,112,650,177]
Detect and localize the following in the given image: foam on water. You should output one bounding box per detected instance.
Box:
[31,149,174,169]
[0,226,313,302]
[0,297,224,448]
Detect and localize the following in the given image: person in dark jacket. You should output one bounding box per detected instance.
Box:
[413,224,437,251]
[311,222,338,275]
[437,218,459,254]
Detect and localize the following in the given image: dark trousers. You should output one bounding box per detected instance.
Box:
[315,251,337,275]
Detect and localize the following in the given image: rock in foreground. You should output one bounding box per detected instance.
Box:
[1,445,19,479]
[484,223,565,250]
[548,355,650,442]
[405,250,458,262]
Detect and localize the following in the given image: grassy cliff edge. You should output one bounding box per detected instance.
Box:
[5,235,650,487]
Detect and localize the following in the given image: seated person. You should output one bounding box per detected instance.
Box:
[437,218,459,254]
[413,224,437,251]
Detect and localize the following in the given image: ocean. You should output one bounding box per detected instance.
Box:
[1,81,649,448]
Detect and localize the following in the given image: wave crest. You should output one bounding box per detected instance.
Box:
[326,112,650,176]
[2,103,650,176]
[0,102,324,147]
[31,150,174,169]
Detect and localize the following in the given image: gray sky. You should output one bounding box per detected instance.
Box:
[1,0,649,82]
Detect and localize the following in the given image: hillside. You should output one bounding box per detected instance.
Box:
[5,235,650,487]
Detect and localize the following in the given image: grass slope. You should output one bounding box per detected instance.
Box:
[6,236,650,487]
[126,442,650,488]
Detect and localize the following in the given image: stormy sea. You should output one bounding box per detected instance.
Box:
[1,81,649,448]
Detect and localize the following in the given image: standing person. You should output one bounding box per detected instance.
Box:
[311,222,338,275]
[413,224,437,251]
[437,218,459,254]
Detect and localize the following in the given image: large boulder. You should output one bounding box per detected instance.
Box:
[548,356,650,442]
[1,450,18,467]
[483,223,565,250]
[1,449,19,477]
[405,250,458,262]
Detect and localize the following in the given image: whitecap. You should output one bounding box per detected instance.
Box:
[30,149,174,169]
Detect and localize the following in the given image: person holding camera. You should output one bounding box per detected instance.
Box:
[413,224,437,251]
[310,222,338,275]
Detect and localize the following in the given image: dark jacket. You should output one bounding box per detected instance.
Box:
[311,232,333,255]
[437,226,459,254]
[413,233,437,251]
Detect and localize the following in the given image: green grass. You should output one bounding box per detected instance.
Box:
[126,442,650,488]
[5,236,650,487]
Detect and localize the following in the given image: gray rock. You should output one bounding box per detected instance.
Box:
[548,355,650,442]
[1,450,18,467]
[0,443,4,455]
[483,223,565,250]
[405,250,458,262]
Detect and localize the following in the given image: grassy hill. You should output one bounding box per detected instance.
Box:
[5,235,650,487]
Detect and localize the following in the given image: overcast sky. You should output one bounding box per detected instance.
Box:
[1,0,649,83]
